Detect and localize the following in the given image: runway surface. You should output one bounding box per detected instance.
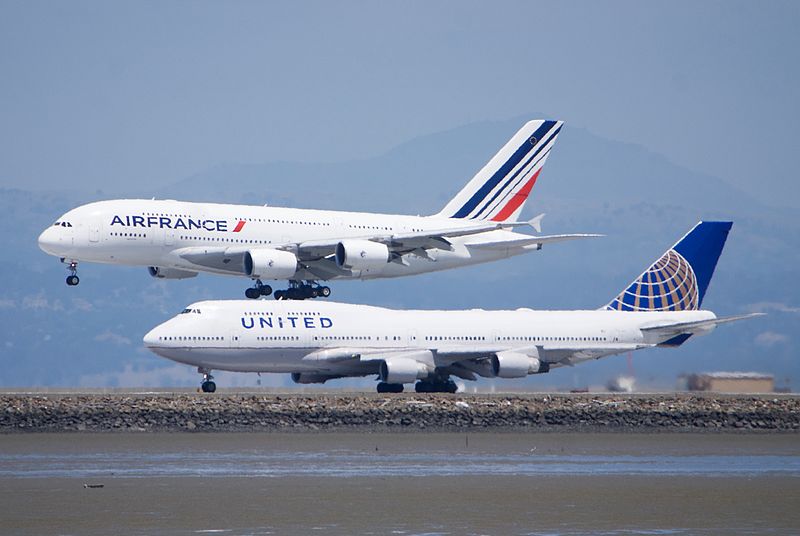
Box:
[1,432,798,535]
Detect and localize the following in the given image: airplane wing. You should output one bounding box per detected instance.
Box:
[464,233,603,250]
[301,346,418,363]
[434,342,653,377]
[295,217,545,261]
[163,214,598,279]
[171,246,248,274]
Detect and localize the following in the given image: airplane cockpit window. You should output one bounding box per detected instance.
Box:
[56,222,73,227]
[179,308,202,314]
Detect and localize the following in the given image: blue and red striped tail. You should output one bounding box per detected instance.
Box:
[436,119,563,222]
[605,221,733,312]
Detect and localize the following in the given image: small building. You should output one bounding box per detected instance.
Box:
[686,372,774,393]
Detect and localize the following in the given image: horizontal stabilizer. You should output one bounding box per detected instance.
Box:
[640,313,765,338]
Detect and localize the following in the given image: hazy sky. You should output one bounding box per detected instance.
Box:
[1,1,798,206]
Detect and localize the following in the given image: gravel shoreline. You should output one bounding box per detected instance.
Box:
[1,393,798,432]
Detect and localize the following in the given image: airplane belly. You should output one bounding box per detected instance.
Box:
[151,346,316,373]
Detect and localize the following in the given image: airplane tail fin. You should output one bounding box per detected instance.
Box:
[605,221,733,311]
[435,120,563,222]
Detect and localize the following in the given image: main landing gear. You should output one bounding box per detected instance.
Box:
[273,281,331,301]
[199,368,216,393]
[245,280,272,299]
[376,382,404,393]
[415,379,458,394]
[245,280,331,300]
[65,260,80,286]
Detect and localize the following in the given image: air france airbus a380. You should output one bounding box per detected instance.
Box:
[144,221,762,392]
[38,120,595,300]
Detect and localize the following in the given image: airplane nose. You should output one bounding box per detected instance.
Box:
[38,227,60,254]
[143,326,162,347]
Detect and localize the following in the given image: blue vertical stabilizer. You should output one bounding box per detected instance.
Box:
[605,221,732,311]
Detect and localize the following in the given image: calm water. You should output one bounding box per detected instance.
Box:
[1,433,798,535]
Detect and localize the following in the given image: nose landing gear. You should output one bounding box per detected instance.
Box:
[65,261,80,286]
[199,368,216,393]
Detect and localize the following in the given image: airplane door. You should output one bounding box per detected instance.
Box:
[164,229,175,247]
[229,331,240,349]
[492,330,502,345]
[89,220,100,243]
[407,330,418,346]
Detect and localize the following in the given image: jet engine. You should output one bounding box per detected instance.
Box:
[335,240,390,272]
[379,357,430,384]
[491,351,549,378]
[291,372,334,384]
[147,266,198,280]
[243,249,298,279]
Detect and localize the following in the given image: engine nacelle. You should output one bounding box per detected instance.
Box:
[491,351,549,378]
[148,266,198,280]
[335,240,390,272]
[243,249,297,279]
[379,357,430,384]
[291,372,333,384]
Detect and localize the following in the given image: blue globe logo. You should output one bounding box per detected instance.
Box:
[607,249,698,311]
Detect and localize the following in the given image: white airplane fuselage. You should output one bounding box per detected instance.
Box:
[144,300,717,376]
[38,199,542,281]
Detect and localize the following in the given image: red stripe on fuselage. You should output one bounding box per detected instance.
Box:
[233,220,246,232]
[490,169,542,222]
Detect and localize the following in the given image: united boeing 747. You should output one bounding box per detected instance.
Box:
[144,221,761,392]
[38,120,595,299]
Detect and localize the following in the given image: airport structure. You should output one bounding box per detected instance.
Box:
[686,372,775,393]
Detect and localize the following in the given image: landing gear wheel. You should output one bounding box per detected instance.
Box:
[201,381,216,393]
[414,379,458,393]
[65,261,79,286]
[259,284,273,296]
[377,382,404,394]
[274,290,285,300]
[320,286,331,297]
[245,288,260,299]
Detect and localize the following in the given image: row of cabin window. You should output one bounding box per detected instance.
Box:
[241,311,322,316]
[498,335,607,342]
[426,336,486,341]
[111,232,146,238]
[256,336,299,341]
[143,212,190,217]
[237,218,331,226]
[316,335,373,341]
[159,336,222,341]
[179,235,271,244]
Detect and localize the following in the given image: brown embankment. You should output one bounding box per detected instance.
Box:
[1,392,798,432]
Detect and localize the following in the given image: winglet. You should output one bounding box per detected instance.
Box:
[529,213,545,234]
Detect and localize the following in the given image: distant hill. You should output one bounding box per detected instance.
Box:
[1,117,796,390]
